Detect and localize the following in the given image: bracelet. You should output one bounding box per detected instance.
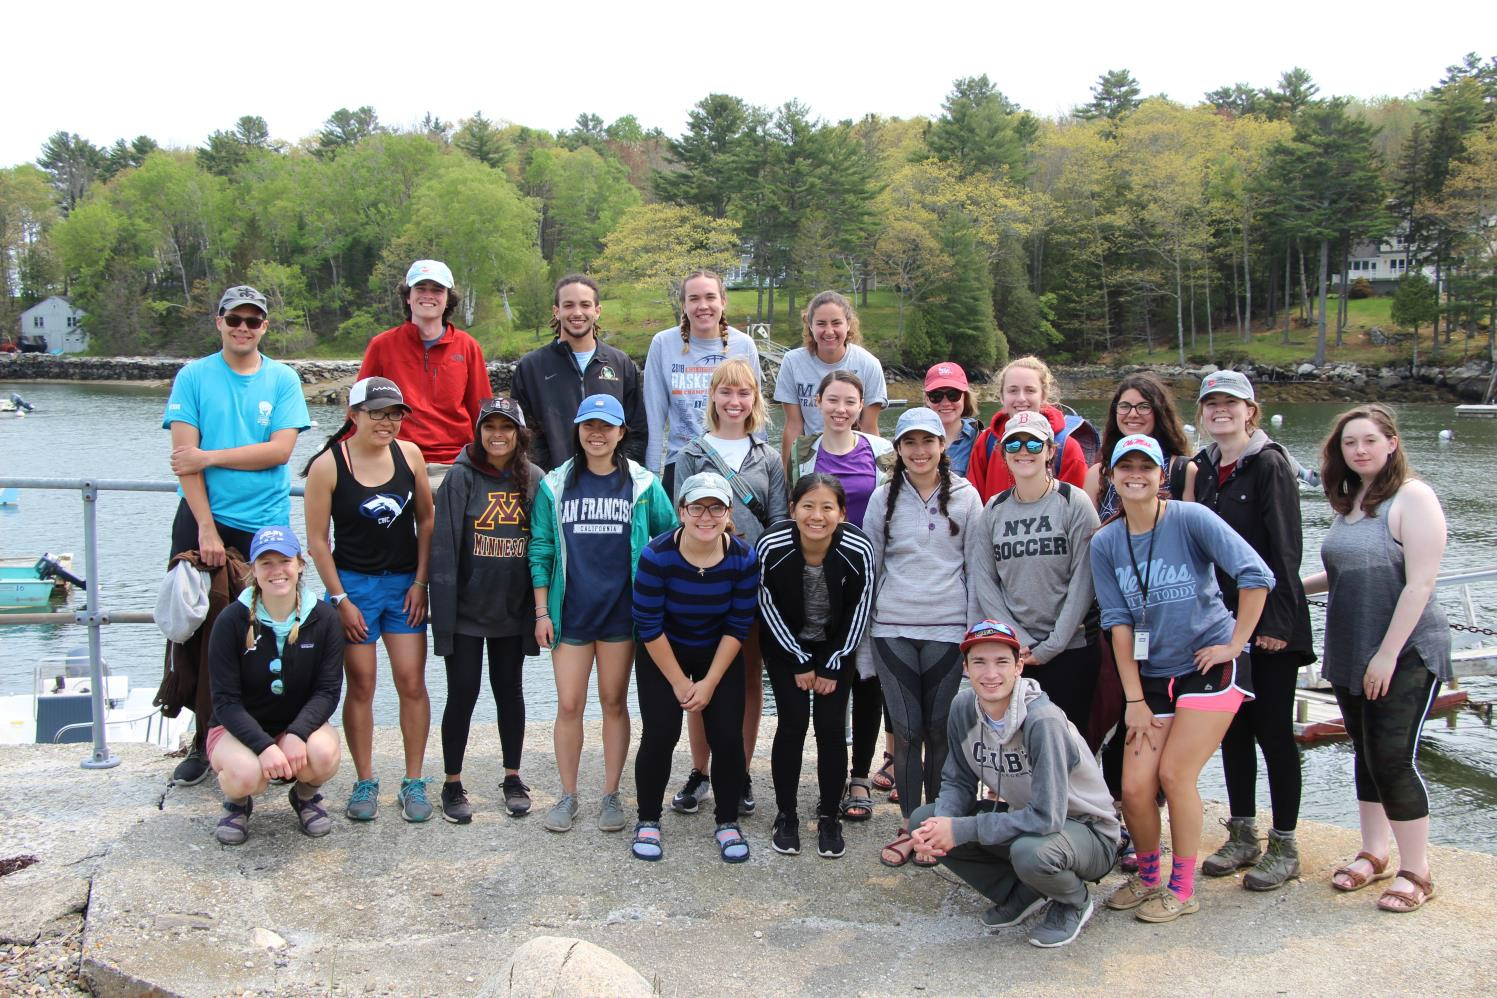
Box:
[1125,697,1145,703]
[412,580,428,589]
[535,610,550,619]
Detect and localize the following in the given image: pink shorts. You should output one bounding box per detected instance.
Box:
[1141,657,1253,717]
[205,725,299,761]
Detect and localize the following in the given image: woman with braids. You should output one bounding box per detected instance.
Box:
[429,397,545,823]
[774,291,889,462]
[863,407,986,868]
[302,377,435,824]
[206,526,344,845]
[643,269,763,497]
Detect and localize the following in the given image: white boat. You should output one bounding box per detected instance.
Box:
[0,659,191,748]
[1454,404,1497,418]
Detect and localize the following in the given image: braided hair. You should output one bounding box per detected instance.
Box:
[300,417,356,478]
[678,270,730,353]
[242,562,304,651]
[881,450,960,557]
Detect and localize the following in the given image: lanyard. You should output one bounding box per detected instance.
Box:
[1121,499,1162,630]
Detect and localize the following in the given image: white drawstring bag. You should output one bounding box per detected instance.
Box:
[155,561,211,642]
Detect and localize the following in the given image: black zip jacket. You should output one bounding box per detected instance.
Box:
[510,337,647,470]
[1192,431,1316,664]
[755,520,876,681]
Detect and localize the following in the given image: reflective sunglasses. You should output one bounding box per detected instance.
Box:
[1114,401,1154,416]
[966,620,1018,641]
[685,503,730,519]
[222,314,265,330]
[1004,438,1046,455]
[926,388,964,404]
[268,658,283,696]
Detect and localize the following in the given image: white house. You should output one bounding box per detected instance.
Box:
[1336,226,1437,293]
[18,296,88,353]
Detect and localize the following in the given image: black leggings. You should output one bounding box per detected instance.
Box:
[872,637,964,818]
[1027,641,1100,736]
[767,663,852,818]
[1220,651,1302,830]
[635,639,746,825]
[850,668,883,780]
[1332,651,1441,823]
[441,634,526,775]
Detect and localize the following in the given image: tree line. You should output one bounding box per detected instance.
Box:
[1,55,1493,368]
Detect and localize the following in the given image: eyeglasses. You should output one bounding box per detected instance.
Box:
[685,503,730,519]
[1004,438,1046,454]
[926,389,964,404]
[269,658,283,696]
[222,314,265,330]
[1115,401,1154,416]
[363,408,405,421]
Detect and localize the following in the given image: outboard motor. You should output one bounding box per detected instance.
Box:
[36,553,87,590]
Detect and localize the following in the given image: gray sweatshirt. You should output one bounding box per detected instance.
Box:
[671,434,787,548]
[641,326,762,474]
[934,679,1120,849]
[969,481,1100,663]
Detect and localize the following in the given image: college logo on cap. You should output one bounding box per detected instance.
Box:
[960,618,1023,652]
[937,365,952,376]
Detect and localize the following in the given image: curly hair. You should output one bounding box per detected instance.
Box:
[1321,403,1412,517]
[549,274,602,339]
[398,281,461,325]
[801,291,862,353]
[999,356,1059,407]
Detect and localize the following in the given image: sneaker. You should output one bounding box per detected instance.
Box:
[598,792,627,832]
[740,775,757,818]
[816,816,845,859]
[440,781,473,824]
[982,885,1047,928]
[771,812,801,855]
[345,777,380,821]
[214,797,252,845]
[1104,873,1162,911]
[502,775,532,817]
[1029,898,1094,948]
[1134,889,1199,923]
[397,777,433,823]
[1243,828,1301,892]
[544,793,580,833]
[289,786,332,837]
[172,747,210,787]
[1202,817,1261,876]
[671,769,710,815]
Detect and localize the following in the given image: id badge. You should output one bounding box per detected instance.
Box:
[1133,630,1150,661]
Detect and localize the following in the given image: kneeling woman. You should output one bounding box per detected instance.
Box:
[631,473,760,862]
[1090,435,1272,923]
[208,526,344,845]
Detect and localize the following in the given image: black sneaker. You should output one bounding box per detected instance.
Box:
[440,781,472,824]
[771,812,800,855]
[502,775,532,817]
[740,775,757,817]
[172,746,210,786]
[817,816,845,859]
[671,769,710,815]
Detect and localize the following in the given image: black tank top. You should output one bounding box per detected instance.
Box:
[331,441,418,574]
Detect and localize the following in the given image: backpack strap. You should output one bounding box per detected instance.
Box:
[991,487,1014,507]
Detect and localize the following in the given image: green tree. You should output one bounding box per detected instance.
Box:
[1390,272,1438,339]
[0,165,61,302]
[1204,83,1265,119]
[1076,69,1142,129]
[593,203,741,311]
[454,112,511,169]
[525,145,641,270]
[37,131,105,212]
[913,212,1002,370]
[1262,68,1320,121]
[315,107,382,159]
[655,94,752,219]
[926,75,1037,180]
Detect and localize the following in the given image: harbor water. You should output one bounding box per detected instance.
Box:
[2,379,1494,851]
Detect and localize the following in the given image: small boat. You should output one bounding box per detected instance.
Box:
[0,392,34,418]
[1454,404,1497,418]
[0,564,56,608]
[0,668,189,747]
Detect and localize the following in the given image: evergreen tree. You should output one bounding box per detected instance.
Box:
[654,94,751,219]
[913,212,1002,370]
[454,112,510,169]
[37,131,105,213]
[315,107,382,159]
[1262,68,1320,121]
[926,75,1036,180]
[1205,83,1264,119]
[1076,69,1142,128]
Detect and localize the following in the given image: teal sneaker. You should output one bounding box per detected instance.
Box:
[345,777,380,821]
[398,777,434,823]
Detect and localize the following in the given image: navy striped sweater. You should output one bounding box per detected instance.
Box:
[632,529,759,647]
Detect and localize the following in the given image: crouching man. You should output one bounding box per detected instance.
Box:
[910,619,1119,948]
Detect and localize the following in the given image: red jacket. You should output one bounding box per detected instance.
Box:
[358,323,490,463]
[967,405,1088,503]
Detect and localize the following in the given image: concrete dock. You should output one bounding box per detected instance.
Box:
[3,722,1496,996]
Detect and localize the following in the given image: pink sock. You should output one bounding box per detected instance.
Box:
[1137,849,1162,889]
[1168,854,1196,901]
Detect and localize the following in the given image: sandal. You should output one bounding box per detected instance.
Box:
[880,827,914,868]
[1331,850,1394,892]
[912,848,940,868]
[888,785,900,805]
[871,752,896,792]
[840,778,874,822]
[714,822,750,863]
[631,822,663,862]
[214,797,252,846]
[1377,869,1435,913]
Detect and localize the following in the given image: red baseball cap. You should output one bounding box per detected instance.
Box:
[960,619,1022,653]
[924,362,970,393]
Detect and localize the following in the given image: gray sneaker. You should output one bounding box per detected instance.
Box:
[544,793,580,833]
[981,884,1047,928]
[598,792,627,832]
[1243,828,1301,891]
[1029,898,1094,948]
[1202,817,1260,876]
[345,777,380,821]
[397,777,434,823]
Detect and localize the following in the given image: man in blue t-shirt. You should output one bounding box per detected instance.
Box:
[161,284,311,784]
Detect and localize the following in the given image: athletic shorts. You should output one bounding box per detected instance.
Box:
[206,725,300,761]
[331,569,425,644]
[1142,655,1254,718]
[557,634,632,646]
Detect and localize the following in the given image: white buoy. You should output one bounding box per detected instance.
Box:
[1270,413,1283,427]
[1438,428,1454,442]
[309,419,320,428]
[1183,423,1196,435]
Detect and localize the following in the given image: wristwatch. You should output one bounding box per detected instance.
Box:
[329,593,349,607]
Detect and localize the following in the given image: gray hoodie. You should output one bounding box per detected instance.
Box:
[672,434,787,548]
[934,678,1120,849]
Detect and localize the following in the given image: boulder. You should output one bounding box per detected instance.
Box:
[479,936,655,998]
[1296,363,1317,377]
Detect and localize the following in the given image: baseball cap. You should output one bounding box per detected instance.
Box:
[1001,409,1055,444]
[679,472,732,506]
[218,285,268,315]
[249,525,301,562]
[476,396,526,429]
[348,377,408,411]
[405,259,455,289]
[1198,369,1255,402]
[960,619,1022,653]
[1110,434,1165,468]
[924,362,970,393]
[893,406,946,443]
[574,393,626,426]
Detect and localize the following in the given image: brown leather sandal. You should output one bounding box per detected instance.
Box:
[1331,850,1393,892]
[880,828,914,868]
[1377,869,1435,913]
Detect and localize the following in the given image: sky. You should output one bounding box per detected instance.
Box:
[10,0,1493,168]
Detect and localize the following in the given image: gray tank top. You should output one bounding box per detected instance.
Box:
[1320,507,1451,685]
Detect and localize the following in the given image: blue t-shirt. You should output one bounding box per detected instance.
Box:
[1089,500,1273,679]
[632,530,758,648]
[162,353,311,532]
[559,467,635,640]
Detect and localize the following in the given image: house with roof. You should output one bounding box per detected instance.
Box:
[18,296,88,353]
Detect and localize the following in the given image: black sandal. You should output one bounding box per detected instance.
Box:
[840,778,874,822]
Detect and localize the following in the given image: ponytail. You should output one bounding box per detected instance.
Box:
[936,451,958,537]
[301,417,355,477]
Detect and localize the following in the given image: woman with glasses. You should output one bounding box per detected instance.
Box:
[923,362,983,477]
[1085,373,1197,518]
[303,376,436,823]
[207,526,344,845]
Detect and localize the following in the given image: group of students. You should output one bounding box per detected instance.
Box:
[168,264,1452,952]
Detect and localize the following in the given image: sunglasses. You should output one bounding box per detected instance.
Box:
[967,621,1018,640]
[362,408,406,421]
[1004,438,1046,454]
[269,658,283,696]
[222,314,265,330]
[685,503,729,519]
[926,388,964,404]
[1115,401,1154,415]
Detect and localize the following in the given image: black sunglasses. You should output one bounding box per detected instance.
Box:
[222,314,265,330]
[926,388,964,404]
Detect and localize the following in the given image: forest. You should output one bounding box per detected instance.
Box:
[1,56,1494,370]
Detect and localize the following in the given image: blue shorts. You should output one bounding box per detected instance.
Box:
[332,569,425,644]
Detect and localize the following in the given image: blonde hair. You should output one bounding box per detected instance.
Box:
[800,291,862,353]
[704,358,768,435]
[678,270,729,353]
[1000,356,1059,406]
[241,558,305,651]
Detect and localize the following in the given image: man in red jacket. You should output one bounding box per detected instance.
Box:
[357,260,491,469]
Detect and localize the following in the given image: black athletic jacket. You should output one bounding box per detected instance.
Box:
[755,520,876,681]
[510,337,647,470]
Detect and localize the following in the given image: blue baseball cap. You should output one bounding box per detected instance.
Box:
[405,259,454,289]
[1110,434,1165,468]
[893,406,946,443]
[574,393,626,426]
[249,525,301,561]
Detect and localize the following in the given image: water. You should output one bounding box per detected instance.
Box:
[2,380,1495,850]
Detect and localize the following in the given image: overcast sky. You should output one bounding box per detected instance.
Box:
[11,0,1491,168]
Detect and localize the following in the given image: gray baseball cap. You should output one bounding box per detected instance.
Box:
[218,285,268,315]
[1198,369,1255,402]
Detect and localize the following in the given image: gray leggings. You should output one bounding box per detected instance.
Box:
[872,637,964,819]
